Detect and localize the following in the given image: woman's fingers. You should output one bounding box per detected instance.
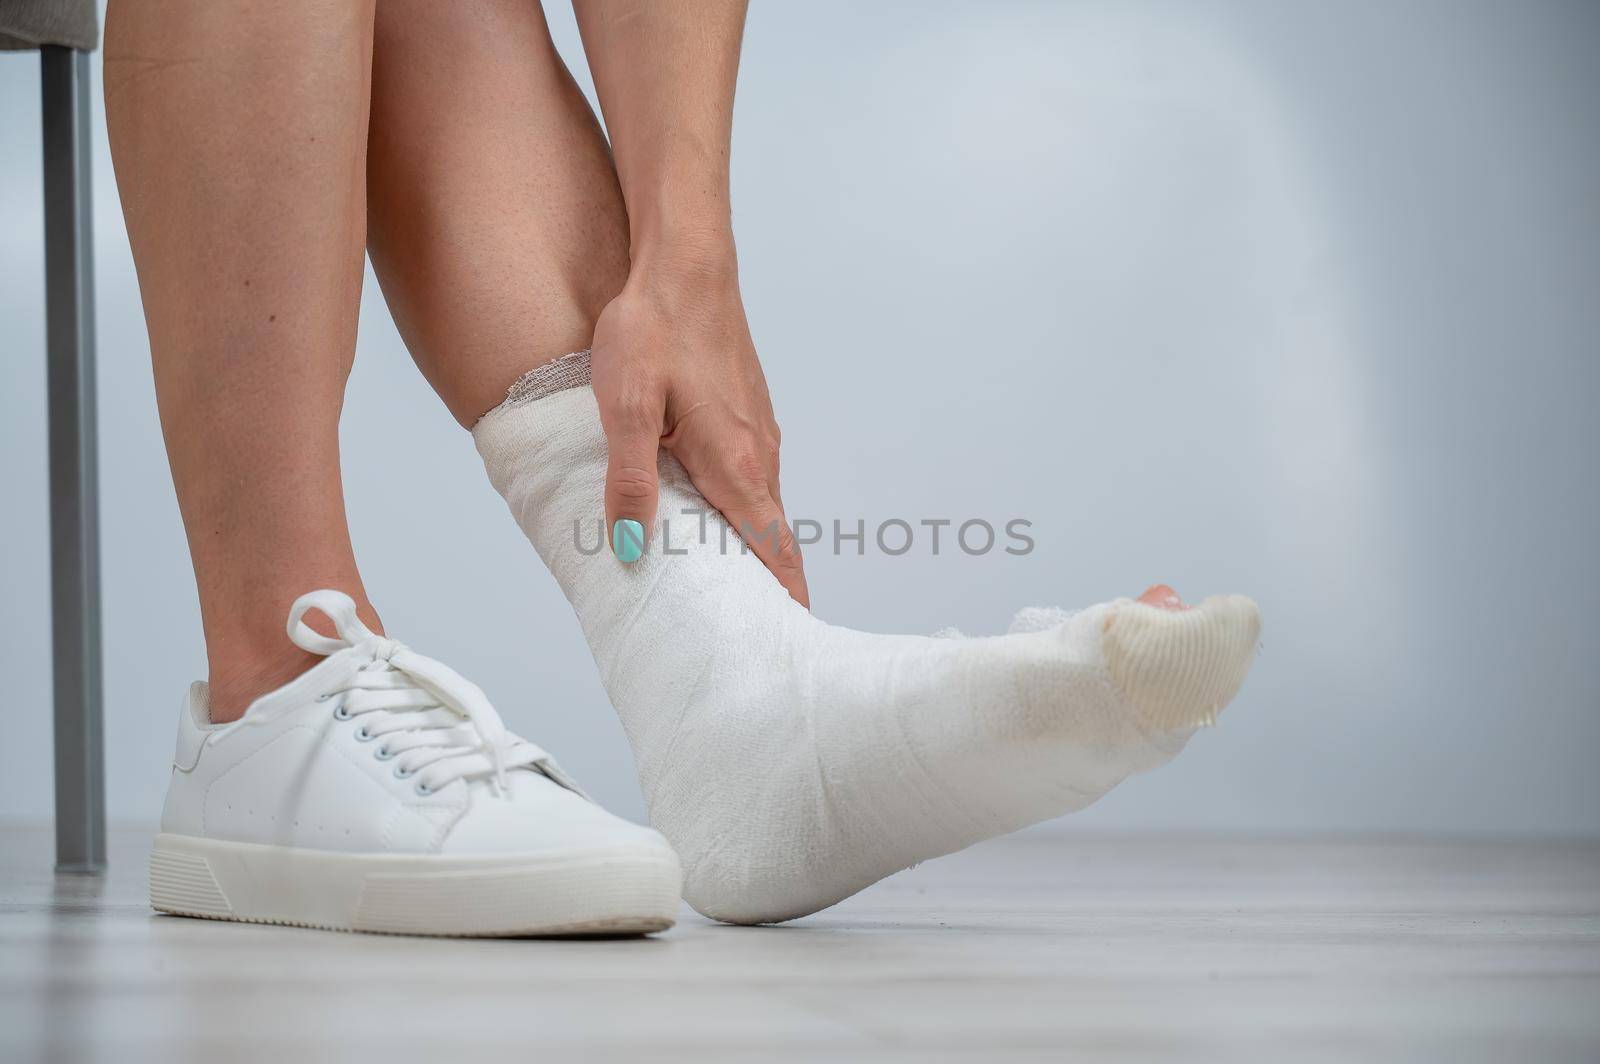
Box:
[663,403,809,605]
[598,390,665,564]
[703,475,811,608]
[598,379,810,607]
[588,282,805,599]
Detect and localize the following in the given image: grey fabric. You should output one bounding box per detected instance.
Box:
[0,0,99,51]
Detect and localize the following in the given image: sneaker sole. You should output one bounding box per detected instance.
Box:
[149,833,682,937]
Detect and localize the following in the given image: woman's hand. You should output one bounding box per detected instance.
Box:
[590,249,810,607]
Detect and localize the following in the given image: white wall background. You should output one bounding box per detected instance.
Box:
[2,0,1596,836]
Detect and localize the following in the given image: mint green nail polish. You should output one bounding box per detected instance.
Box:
[612,519,645,563]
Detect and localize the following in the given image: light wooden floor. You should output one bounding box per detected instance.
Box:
[2,826,1596,1062]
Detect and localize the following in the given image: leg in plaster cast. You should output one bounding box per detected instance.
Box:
[474,360,1260,924]
[360,4,1262,924]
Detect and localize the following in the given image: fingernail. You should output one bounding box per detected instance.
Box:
[612,519,645,563]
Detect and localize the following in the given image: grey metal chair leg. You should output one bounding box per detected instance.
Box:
[42,46,106,874]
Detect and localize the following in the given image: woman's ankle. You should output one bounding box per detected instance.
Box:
[201,592,384,723]
[205,649,323,724]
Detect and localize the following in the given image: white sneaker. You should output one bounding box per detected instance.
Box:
[149,590,682,936]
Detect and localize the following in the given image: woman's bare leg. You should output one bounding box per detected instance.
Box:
[366,0,629,426]
[105,0,381,721]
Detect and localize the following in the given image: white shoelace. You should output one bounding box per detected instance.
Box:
[217,590,578,797]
